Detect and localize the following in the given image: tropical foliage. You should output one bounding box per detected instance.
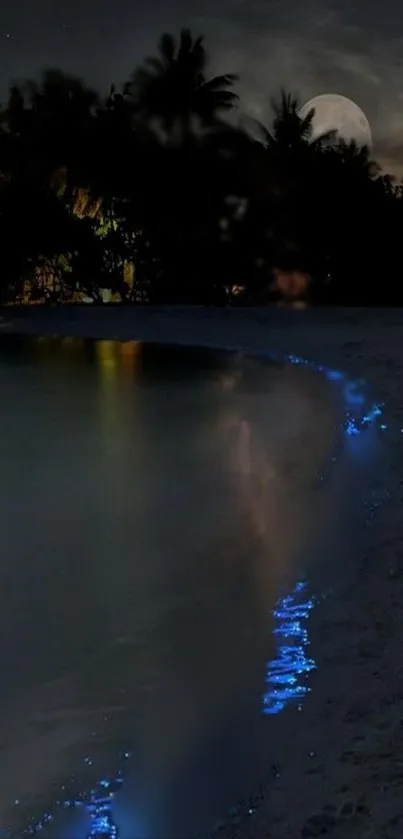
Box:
[0,28,401,307]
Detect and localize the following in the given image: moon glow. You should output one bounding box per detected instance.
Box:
[299,94,372,149]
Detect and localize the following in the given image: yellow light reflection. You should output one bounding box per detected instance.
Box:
[95,341,124,459]
[96,339,142,376]
[96,340,119,377]
[95,340,143,447]
[119,340,142,375]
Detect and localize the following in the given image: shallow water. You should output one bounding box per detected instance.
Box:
[0,338,378,838]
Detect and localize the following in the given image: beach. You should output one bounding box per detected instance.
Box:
[1,304,403,839]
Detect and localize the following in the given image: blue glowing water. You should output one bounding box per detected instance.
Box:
[260,352,385,721]
[263,580,316,715]
[1,343,385,839]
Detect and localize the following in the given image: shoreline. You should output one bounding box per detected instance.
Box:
[2,305,403,838]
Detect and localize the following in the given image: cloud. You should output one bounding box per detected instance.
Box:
[2,0,403,172]
[192,0,403,172]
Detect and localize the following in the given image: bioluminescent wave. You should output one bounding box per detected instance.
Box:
[260,353,386,717]
[4,755,129,839]
[263,581,316,715]
[86,784,119,839]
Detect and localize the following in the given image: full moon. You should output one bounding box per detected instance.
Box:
[299,94,372,149]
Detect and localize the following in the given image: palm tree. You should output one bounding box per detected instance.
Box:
[2,69,99,190]
[24,68,99,125]
[124,29,239,142]
[256,91,334,153]
[233,92,336,296]
[329,138,379,180]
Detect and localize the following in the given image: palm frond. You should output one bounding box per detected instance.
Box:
[200,74,239,92]
[178,29,194,60]
[144,57,166,75]
[159,33,176,64]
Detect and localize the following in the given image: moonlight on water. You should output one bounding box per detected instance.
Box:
[299,94,373,149]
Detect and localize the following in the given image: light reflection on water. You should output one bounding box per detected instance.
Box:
[0,338,383,839]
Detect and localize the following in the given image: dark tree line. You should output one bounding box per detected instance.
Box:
[0,29,401,306]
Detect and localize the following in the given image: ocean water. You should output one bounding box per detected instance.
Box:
[0,337,377,838]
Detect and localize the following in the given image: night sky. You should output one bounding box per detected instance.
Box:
[1,0,402,172]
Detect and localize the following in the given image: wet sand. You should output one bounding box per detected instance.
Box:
[2,305,403,839]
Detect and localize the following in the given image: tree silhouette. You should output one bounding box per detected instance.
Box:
[2,70,99,188]
[258,91,335,155]
[124,29,239,142]
[0,32,401,307]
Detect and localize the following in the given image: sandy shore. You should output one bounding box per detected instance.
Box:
[2,305,403,838]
